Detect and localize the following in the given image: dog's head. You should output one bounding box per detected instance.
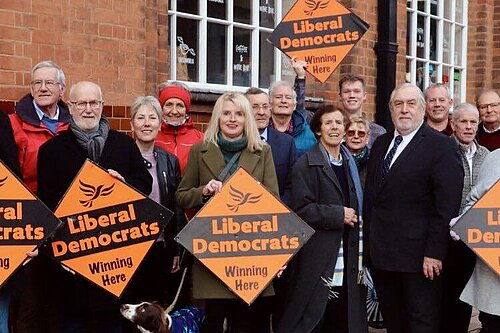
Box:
[120,302,171,333]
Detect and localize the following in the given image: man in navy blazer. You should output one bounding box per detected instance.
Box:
[245,87,297,202]
[363,83,463,333]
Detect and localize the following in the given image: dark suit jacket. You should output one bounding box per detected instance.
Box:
[0,110,21,177]
[266,127,297,203]
[363,123,463,273]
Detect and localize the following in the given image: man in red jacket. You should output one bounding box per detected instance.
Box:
[155,82,203,174]
[9,60,70,193]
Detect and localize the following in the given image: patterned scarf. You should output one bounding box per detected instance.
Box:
[70,116,110,162]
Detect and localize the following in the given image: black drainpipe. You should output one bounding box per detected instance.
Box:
[374,0,398,132]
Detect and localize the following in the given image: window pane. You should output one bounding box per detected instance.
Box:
[444,0,452,20]
[177,0,198,15]
[416,15,425,58]
[259,31,274,88]
[233,28,251,86]
[442,65,451,85]
[281,54,295,82]
[456,0,464,23]
[207,23,227,84]
[443,22,451,64]
[405,58,412,83]
[259,0,275,28]
[455,27,462,66]
[406,11,412,56]
[429,63,437,84]
[430,0,438,16]
[416,61,425,91]
[417,0,424,12]
[234,0,251,24]
[176,18,198,81]
[208,0,226,19]
[430,18,437,61]
[454,69,462,103]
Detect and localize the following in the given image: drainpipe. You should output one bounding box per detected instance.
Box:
[374,0,398,132]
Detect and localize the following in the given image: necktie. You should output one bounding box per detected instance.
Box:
[382,135,403,177]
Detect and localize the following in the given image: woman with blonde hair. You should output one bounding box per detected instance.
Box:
[176,92,278,332]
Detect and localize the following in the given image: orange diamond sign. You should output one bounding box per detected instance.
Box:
[451,180,500,277]
[175,167,315,304]
[50,160,173,297]
[268,0,369,83]
[0,161,61,288]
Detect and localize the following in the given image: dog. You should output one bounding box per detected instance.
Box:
[120,301,203,333]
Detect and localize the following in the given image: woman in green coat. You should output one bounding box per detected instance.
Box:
[176,92,279,332]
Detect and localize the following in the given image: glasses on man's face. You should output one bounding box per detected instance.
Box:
[478,102,500,111]
[252,104,270,111]
[69,100,103,111]
[346,130,367,138]
[30,80,60,91]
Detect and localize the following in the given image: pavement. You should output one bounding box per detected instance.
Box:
[368,308,482,333]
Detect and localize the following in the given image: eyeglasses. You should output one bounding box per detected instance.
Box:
[30,80,60,90]
[69,100,103,111]
[252,104,270,111]
[346,130,367,138]
[478,102,500,111]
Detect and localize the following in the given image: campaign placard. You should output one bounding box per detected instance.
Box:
[268,0,369,83]
[176,167,315,304]
[0,161,61,288]
[50,160,173,297]
[452,180,500,277]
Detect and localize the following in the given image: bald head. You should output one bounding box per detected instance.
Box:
[68,81,104,132]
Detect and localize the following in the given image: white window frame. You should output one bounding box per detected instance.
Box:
[406,0,468,103]
[168,0,283,93]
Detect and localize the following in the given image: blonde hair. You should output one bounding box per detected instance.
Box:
[348,114,371,133]
[204,92,264,152]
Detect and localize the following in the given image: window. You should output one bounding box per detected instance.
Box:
[406,0,468,104]
[169,1,294,92]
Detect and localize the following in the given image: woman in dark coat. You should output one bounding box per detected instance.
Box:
[277,106,367,333]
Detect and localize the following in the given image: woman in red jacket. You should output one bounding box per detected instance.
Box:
[155,82,203,175]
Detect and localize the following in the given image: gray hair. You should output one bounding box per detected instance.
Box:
[389,83,425,112]
[130,96,162,120]
[31,60,66,88]
[269,80,297,104]
[452,103,479,121]
[424,83,451,101]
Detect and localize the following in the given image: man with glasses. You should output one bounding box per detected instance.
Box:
[7,60,70,333]
[9,60,70,193]
[36,81,151,332]
[475,89,500,150]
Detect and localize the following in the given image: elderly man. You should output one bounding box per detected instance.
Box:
[424,83,454,135]
[338,74,386,147]
[36,81,152,332]
[269,80,316,157]
[9,60,70,193]
[475,89,500,150]
[364,83,463,333]
[441,103,489,333]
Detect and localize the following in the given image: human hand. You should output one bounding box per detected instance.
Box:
[202,179,223,196]
[23,249,39,266]
[277,264,287,278]
[423,257,442,280]
[108,169,125,182]
[171,256,180,273]
[343,207,358,228]
[292,56,308,79]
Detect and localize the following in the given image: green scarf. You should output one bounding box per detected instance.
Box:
[217,132,248,176]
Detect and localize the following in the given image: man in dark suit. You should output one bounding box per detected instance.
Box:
[363,83,464,333]
[245,87,297,202]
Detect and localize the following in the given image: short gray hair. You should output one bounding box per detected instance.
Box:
[452,103,479,121]
[130,96,162,120]
[269,80,297,104]
[31,60,66,88]
[424,83,451,101]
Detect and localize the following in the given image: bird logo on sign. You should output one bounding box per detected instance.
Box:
[304,0,330,16]
[78,180,115,208]
[0,176,7,188]
[227,185,263,212]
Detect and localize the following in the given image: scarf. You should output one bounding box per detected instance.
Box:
[351,145,370,168]
[70,116,110,162]
[217,132,247,176]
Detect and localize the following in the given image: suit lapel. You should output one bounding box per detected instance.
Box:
[201,143,225,179]
[386,124,426,176]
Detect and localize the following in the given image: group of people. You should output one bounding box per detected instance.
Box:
[0,58,498,333]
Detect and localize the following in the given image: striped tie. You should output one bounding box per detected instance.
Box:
[382,135,403,177]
